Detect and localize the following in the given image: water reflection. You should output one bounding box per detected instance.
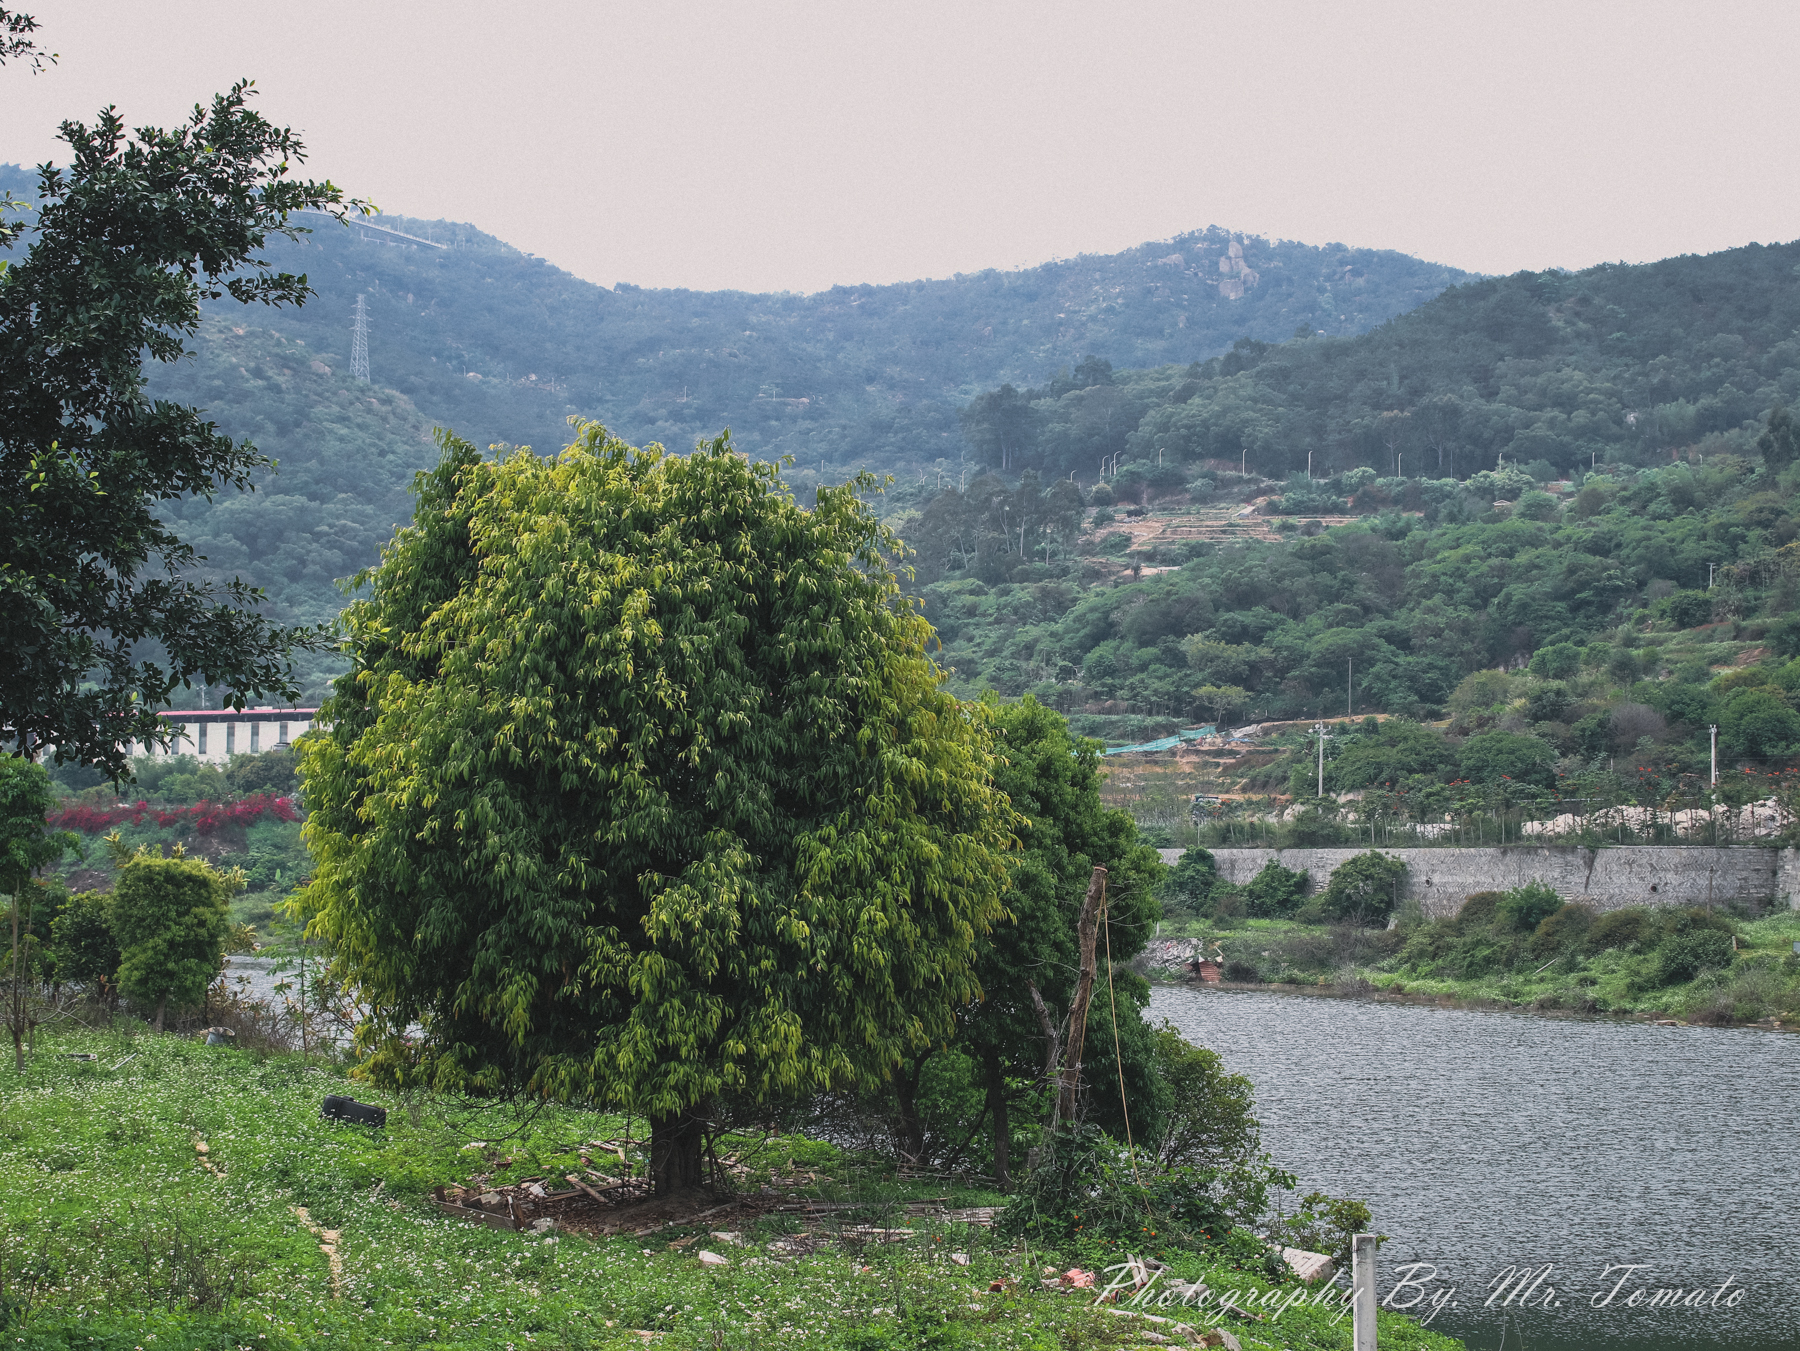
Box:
[1150,986,1797,1351]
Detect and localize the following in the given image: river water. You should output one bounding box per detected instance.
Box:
[1151,986,1798,1351]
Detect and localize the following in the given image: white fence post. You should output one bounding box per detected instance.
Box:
[1352,1232,1378,1351]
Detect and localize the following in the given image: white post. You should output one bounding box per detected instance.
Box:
[1315,722,1327,798]
[1352,1232,1378,1351]
[1710,725,1718,786]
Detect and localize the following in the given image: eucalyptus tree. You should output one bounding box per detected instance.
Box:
[298,426,1019,1193]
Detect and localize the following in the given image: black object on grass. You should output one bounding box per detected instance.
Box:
[322,1094,388,1128]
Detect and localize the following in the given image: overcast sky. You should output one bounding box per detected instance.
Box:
[4,1,1799,294]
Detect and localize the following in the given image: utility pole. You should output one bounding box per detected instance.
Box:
[350,294,370,383]
[1315,722,1330,798]
[1710,725,1719,786]
[1307,451,1312,479]
[1241,448,1246,476]
[1708,563,1716,589]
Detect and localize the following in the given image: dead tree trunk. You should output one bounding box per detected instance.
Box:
[1056,866,1106,1126]
[1028,981,1061,1087]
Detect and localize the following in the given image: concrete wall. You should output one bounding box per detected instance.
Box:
[1205,846,1800,918]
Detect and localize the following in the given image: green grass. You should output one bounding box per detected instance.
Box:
[0,1026,1464,1350]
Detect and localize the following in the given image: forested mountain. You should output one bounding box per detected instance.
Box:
[959,241,1800,481]
[917,239,1800,797]
[0,161,1469,677]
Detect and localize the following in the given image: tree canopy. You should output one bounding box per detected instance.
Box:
[107,841,236,1033]
[298,425,1019,1191]
[0,84,354,774]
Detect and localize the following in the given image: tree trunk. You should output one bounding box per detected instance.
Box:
[1057,866,1106,1125]
[984,1050,1010,1190]
[650,1108,709,1196]
[153,992,167,1035]
[10,892,22,1073]
[892,1049,932,1164]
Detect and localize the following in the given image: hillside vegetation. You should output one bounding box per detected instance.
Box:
[0,160,1469,676]
[958,240,1800,480]
[915,240,1800,823]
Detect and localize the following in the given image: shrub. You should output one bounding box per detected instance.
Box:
[1320,852,1406,926]
[1497,882,1565,933]
[1529,903,1594,957]
[1211,889,1246,922]
[1442,932,1515,979]
[1526,683,1571,724]
[1528,643,1582,680]
[49,891,120,998]
[1241,859,1308,918]
[1584,907,1651,953]
[1273,1192,1378,1270]
[995,1124,1232,1252]
[1147,1023,1259,1175]
[1649,908,1739,985]
[226,749,299,797]
[1456,891,1505,928]
[1654,928,1737,985]
[1515,490,1559,521]
[1158,847,1218,916]
[1662,590,1714,630]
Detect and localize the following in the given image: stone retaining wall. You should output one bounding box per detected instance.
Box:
[1202,846,1800,919]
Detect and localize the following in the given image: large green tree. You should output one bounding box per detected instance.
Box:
[0,83,356,775]
[298,426,1018,1193]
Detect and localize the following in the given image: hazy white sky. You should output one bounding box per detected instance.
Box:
[4,1,1799,294]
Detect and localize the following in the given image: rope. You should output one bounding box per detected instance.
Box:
[1102,885,1141,1185]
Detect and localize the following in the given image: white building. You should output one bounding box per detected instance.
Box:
[128,707,319,765]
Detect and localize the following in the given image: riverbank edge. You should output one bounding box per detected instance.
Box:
[1144,970,1799,1029]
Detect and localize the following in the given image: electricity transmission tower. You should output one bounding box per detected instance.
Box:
[350,294,370,383]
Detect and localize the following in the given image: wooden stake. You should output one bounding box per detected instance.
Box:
[1057,867,1106,1125]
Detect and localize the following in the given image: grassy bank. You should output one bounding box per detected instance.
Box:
[1160,908,1800,1023]
[0,1025,1464,1351]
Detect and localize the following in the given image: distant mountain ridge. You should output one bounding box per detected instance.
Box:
[165,203,1473,470]
[0,160,1473,696]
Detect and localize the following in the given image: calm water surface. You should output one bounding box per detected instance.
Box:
[1151,986,1799,1351]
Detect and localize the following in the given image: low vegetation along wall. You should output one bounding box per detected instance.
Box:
[1206,846,1800,919]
